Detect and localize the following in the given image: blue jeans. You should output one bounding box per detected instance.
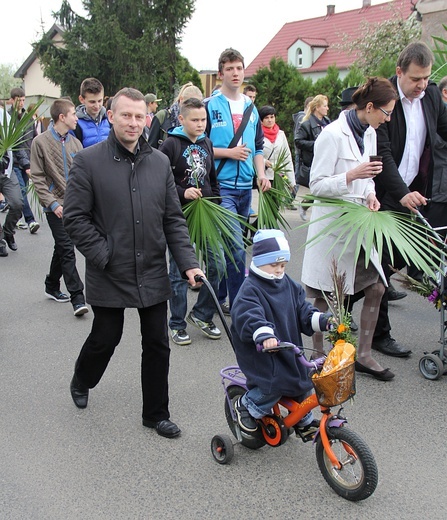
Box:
[14,167,35,224]
[218,188,251,307]
[243,387,314,426]
[168,244,223,330]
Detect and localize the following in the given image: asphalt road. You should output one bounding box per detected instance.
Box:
[1,195,447,519]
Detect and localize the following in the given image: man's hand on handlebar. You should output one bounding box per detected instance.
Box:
[185,268,206,289]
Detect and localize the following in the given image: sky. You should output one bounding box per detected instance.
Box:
[1,0,389,71]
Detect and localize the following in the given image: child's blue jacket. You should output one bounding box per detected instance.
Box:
[230,269,321,396]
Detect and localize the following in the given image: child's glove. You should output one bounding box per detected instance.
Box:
[319,312,334,331]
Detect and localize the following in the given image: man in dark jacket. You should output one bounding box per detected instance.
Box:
[63,88,204,439]
[9,87,40,233]
[0,106,23,254]
[373,42,447,358]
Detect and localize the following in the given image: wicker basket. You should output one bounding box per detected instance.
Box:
[312,361,356,407]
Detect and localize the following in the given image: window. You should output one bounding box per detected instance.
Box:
[296,48,303,68]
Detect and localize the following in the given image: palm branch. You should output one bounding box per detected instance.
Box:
[321,259,358,349]
[257,148,292,230]
[389,266,446,311]
[431,24,447,83]
[298,195,445,278]
[182,196,255,274]
[26,179,44,220]
[1,102,45,218]
[257,186,291,230]
[389,266,438,298]
[0,99,44,158]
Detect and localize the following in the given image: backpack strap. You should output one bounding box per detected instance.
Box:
[216,103,254,176]
[148,108,171,149]
[170,136,182,171]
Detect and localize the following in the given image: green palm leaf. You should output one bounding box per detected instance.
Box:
[257,186,291,230]
[431,24,447,83]
[183,196,255,274]
[0,99,44,158]
[26,180,44,220]
[1,101,45,219]
[298,195,445,278]
[257,148,292,230]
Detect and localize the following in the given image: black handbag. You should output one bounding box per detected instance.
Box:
[297,163,310,188]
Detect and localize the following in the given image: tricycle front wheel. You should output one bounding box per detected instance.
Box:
[315,426,378,501]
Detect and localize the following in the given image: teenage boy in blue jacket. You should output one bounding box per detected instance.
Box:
[71,78,110,148]
[205,48,270,313]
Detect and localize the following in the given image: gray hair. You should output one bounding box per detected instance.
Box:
[111,88,145,110]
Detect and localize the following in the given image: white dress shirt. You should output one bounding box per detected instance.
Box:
[397,80,427,186]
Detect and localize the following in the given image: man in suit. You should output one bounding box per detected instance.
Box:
[373,42,447,357]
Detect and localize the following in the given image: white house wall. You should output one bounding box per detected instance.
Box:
[24,60,61,98]
[288,40,312,69]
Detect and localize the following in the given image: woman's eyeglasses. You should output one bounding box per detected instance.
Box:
[378,107,392,118]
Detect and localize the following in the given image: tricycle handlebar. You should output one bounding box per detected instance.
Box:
[256,341,326,370]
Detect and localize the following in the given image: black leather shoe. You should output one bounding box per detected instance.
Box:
[350,318,358,332]
[372,336,412,358]
[70,374,89,408]
[5,235,17,251]
[143,419,181,438]
[388,283,407,301]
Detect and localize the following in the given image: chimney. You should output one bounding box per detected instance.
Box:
[363,0,371,7]
[327,5,335,16]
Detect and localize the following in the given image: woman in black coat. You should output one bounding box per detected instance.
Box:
[295,94,330,221]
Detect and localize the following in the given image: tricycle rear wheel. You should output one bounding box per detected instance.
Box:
[211,434,234,464]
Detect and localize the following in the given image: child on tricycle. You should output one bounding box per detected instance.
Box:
[230,229,331,437]
[211,229,378,501]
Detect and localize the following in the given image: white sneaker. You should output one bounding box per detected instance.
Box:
[29,221,40,234]
[186,312,221,339]
[299,206,308,222]
[16,219,28,230]
[171,329,191,345]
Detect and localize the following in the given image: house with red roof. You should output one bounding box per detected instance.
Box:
[245,0,415,80]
